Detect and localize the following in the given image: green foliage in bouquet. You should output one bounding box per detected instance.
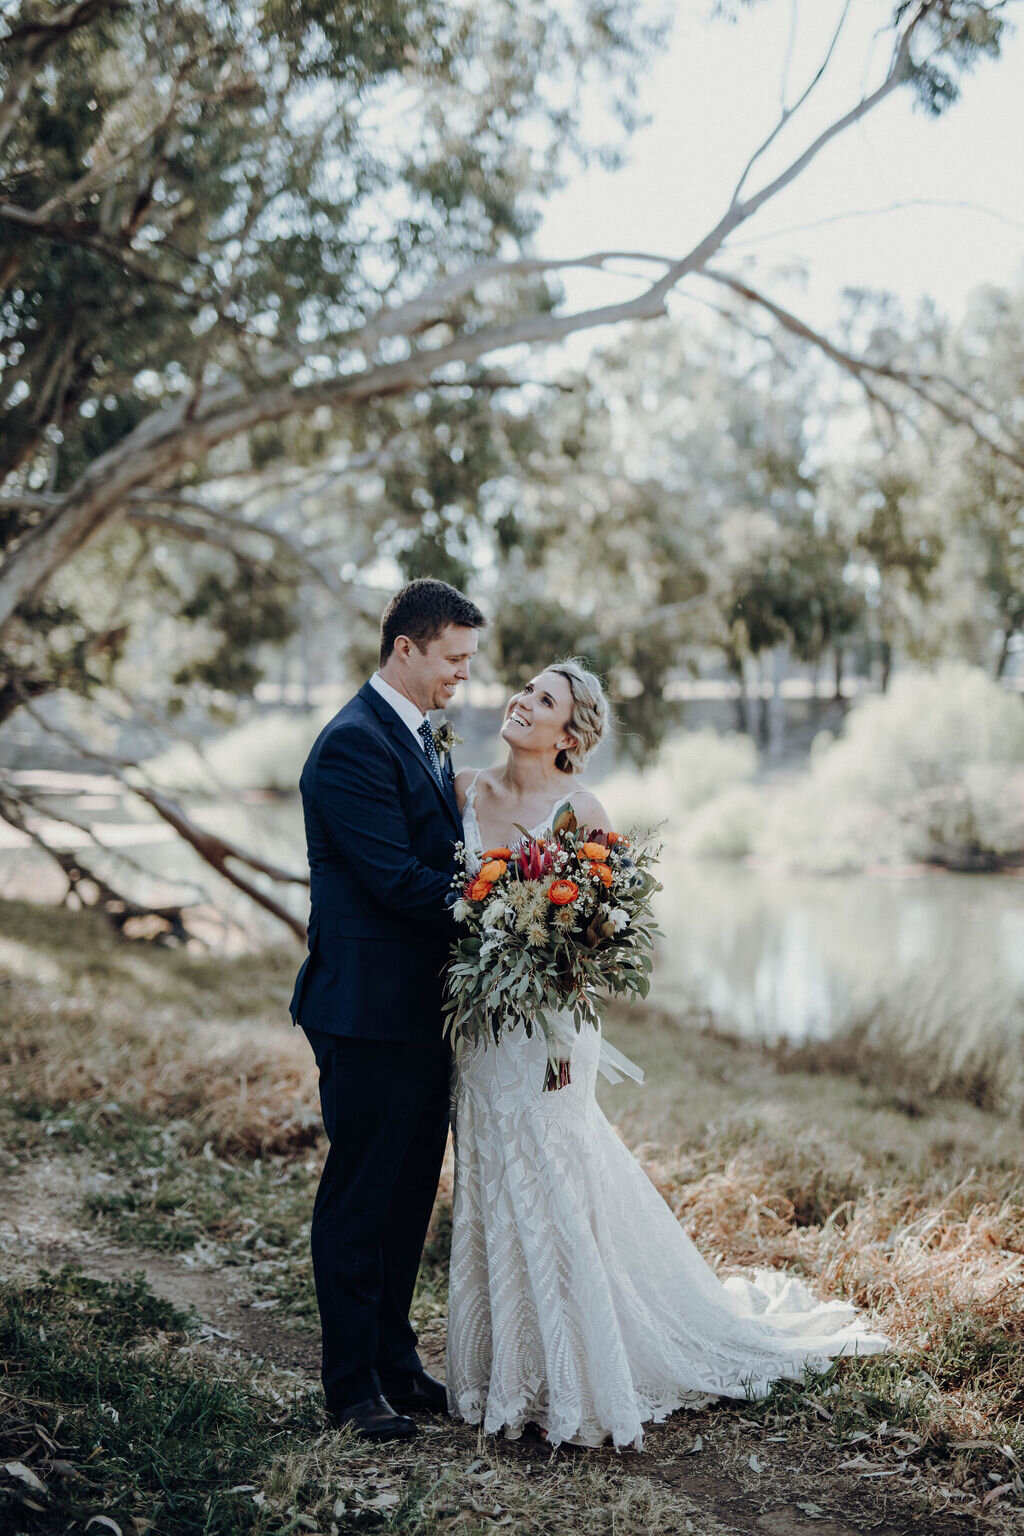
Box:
[444,802,662,1067]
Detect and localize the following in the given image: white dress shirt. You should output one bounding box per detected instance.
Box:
[368,672,429,752]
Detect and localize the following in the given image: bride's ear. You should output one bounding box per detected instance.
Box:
[557,731,578,755]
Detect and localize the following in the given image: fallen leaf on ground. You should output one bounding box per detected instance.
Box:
[357,1491,400,1509]
[4,1462,47,1494]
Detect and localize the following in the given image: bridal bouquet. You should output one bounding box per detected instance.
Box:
[444,803,661,1089]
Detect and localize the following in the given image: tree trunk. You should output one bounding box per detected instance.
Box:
[767,641,789,760]
[740,654,760,739]
[833,645,844,703]
[724,649,747,732]
[994,626,1012,680]
[880,639,892,694]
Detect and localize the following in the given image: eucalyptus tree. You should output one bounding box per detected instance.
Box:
[821,279,1024,687]
[0,0,1014,931]
[481,316,868,755]
[936,283,1024,678]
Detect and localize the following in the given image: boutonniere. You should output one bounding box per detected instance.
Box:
[432,719,463,762]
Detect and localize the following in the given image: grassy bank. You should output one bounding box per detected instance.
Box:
[1,897,1022,1534]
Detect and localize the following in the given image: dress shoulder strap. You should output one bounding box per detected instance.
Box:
[465,768,483,807]
[463,768,485,817]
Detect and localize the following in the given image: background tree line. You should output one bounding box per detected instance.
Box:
[1,0,1019,933]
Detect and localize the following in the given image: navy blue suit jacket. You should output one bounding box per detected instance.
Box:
[289,682,462,1044]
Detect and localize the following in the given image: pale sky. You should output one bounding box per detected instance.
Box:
[536,0,1024,342]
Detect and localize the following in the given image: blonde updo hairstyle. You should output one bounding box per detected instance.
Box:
[547,657,610,775]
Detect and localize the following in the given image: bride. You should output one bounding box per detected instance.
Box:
[447,658,888,1451]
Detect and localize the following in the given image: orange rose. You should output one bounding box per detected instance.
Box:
[548,879,579,906]
[581,842,609,861]
[467,878,494,901]
[478,859,508,882]
[606,831,628,846]
[590,861,614,887]
[482,847,513,860]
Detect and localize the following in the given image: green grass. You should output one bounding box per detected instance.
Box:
[0,1267,320,1536]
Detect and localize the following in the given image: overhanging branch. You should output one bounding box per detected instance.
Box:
[7,693,310,941]
[703,268,1024,474]
[0,1,1005,635]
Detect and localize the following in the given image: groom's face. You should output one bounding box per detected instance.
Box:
[404,624,479,712]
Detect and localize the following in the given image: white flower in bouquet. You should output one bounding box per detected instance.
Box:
[482,897,511,928]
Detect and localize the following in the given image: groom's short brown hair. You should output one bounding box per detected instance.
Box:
[379,578,486,665]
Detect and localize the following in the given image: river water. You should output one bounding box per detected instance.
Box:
[650,847,1024,1050]
[3,781,1022,1063]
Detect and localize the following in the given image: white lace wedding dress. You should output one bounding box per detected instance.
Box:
[445,777,889,1451]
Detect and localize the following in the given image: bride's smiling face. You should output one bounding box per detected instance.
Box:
[500,669,577,760]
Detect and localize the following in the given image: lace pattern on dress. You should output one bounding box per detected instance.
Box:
[448,774,890,1450]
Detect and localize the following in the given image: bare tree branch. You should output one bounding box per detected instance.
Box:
[0,200,199,290]
[728,196,1024,249]
[124,495,343,591]
[125,491,343,580]
[0,781,193,942]
[123,507,282,568]
[731,0,851,207]
[5,692,310,940]
[702,268,1024,474]
[129,783,310,941]
[0,489,64,516]
[688,284,920,442]
[728,1,916,228]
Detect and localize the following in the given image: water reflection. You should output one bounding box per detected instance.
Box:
[652,847,1024,1046]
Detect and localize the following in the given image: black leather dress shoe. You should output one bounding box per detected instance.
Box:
[327,1394,417,1441]
[377,1369,448,1414]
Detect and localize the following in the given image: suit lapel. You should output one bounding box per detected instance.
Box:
[358,683,462,832]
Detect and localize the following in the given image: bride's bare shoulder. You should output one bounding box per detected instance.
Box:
[455,765,497,811]
[565,784,611,830]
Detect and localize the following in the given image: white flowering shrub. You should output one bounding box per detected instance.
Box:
[601,727,757,830]
[760,665,1024,870]
[681,784,763,859]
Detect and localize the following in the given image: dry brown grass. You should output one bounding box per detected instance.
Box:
[3,900,1023,1524]
[0,897,319,1153]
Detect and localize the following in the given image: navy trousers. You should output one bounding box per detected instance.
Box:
[303,1028,451,1411]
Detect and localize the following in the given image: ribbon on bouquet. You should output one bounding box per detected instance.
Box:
[597,1038,645,1087]
[542,1011,645,1092]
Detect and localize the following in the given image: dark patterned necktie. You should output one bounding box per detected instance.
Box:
[417,719,443,783]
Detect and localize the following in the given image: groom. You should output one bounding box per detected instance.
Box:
[290,578,485,1441]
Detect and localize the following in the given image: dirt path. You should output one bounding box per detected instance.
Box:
[0,1159,966,1536]
[0,1154,441,1378]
